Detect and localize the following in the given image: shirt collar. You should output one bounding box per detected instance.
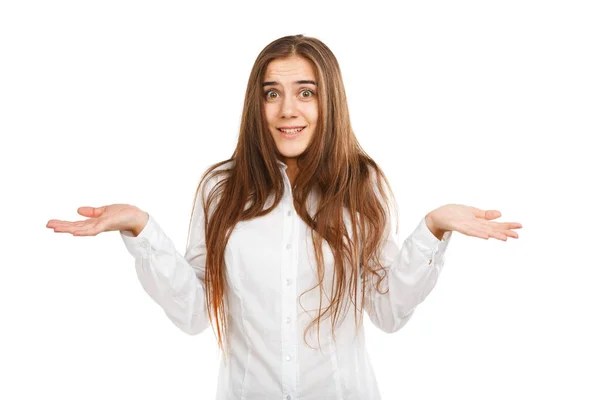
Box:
[276,160,288,169]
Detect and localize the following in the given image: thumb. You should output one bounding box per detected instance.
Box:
[77,206,105,218]
[484,209,502,220]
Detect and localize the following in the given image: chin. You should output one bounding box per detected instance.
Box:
[277,144,309,157]
[278,150,305,159]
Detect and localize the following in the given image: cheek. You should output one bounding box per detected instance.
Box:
[294,102,318,125]
[307,103,318,124]
[264,104,277,126]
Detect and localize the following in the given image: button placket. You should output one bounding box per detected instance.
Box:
[280,195,297,398]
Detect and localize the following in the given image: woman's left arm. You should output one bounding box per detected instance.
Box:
[364,204,522,333]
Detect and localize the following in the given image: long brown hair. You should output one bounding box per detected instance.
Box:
[187,34,398,358]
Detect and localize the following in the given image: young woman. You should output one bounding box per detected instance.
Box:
[47,34,522,400]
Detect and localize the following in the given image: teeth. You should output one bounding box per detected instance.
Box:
[279,127,303,133]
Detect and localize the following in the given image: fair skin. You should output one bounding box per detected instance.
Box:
[46,57,522,241]
[426,205,522,241]
[263,55,319,186]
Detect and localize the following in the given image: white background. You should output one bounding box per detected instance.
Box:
[2,0,599,399]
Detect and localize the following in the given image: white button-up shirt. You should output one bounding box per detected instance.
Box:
[120,160,452,399]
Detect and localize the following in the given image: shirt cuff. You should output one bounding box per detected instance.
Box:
[412,216,452,263]
[119,214,160,259]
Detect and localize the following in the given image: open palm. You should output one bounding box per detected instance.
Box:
[46,204,145,237]
[428,203,522,241]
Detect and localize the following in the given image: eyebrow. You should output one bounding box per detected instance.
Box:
[262,80,317,87]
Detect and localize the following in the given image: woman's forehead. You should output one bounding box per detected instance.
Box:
[265,56,316,82]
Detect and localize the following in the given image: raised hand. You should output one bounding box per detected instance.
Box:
[46,204,149,237]
[425,204,522,241]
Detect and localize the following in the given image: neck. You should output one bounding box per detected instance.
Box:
[281,156,297,170]
[286,166,298,186]
[280,157,298,186]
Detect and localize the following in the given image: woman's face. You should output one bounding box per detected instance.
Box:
[263,56,319,166]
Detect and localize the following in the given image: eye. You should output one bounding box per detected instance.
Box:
[300,89,314,98]
[264,89,279,99]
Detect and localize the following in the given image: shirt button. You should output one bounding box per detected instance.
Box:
[286,395,292,400]
[285,355,291,361]
[286,243,291,250]
[287,210,292,216]
[285,317,291,324]
[286,279,292,286]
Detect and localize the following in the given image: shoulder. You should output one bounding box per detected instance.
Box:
[189,159,235,215]
[200,159,234,195]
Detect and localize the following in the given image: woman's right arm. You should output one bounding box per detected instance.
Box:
[119,181,214,336]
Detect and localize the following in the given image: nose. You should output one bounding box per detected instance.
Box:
[279,94,299,119]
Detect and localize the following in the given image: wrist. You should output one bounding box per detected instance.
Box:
[131,208,149,237]
[425,212,446,241]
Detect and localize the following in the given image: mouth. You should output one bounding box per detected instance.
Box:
[277,126,306,139]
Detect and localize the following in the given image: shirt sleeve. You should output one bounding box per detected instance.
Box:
[364,216,452,333]
[119,177,217,335]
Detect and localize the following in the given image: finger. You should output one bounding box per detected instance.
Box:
[492,222,523,230]
[462,225,490,239]
[78,206,106,218]
[47,219,74,227]
[473,219,520,241]
[73,220,106,236]
[490,226,520,240]
[52,224,83,234]
[73,228,101,236]
[77,207,95,218]
[485,210,502,220]
[49,220,87,229]
[471,208,502,221]
[50,219,94,233]
[490,232,508,241]
[474,220,507,240]
[474,219,495,232]
[48,221,71,231]
[52,225,76,233]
